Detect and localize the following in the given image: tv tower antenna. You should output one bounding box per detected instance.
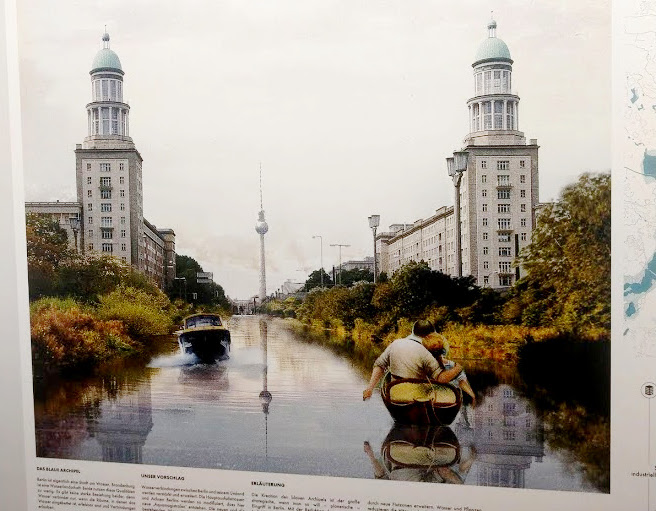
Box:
[255,164,269,304]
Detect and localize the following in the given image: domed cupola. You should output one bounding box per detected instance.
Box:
[85,32,132,142]
[90,33,124,75]
[472,20,513,67]
[465,19,524,143]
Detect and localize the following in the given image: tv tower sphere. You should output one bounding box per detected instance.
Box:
[255,211,268,235]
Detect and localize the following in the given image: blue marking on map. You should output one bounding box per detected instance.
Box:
[626,302,636,317]
[644,150,656,178]
[631,88,639,103]
[625,251,656,297]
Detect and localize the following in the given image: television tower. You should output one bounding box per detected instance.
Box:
[255,167,268,303]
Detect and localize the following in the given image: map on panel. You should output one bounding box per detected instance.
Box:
[624,0,656,355]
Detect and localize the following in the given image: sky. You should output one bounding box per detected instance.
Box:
[17,0,611,299]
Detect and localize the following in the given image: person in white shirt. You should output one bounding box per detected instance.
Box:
[362,320,463,401]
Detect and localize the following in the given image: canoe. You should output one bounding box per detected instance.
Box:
[381,373,462,425]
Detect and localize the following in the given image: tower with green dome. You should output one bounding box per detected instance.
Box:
[74,32,175,289]
[452,19,539,290]
[466,19,524,146]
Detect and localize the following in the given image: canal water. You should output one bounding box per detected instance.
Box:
[33,315,605,493]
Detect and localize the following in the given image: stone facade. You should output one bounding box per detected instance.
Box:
[376,21,539,290]
[26,33,175,291]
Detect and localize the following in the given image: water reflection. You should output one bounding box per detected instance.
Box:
[364,425,473,483]
[89,375,153,464]
[178,364,230,401]
[33,318,602,491]
[364,384,546,487]
[453,383,545,488]
[258,319,272,457]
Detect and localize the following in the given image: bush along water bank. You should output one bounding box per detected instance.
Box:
[283,312,608,370]
[30,290,230,377]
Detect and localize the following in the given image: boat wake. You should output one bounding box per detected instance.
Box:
[148,352,199,368]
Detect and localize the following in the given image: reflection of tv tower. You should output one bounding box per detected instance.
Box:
[255,166,268,303]
[259,319,272,457]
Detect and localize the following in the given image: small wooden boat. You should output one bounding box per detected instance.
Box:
[176,313,231,362]
[381,372,462,425]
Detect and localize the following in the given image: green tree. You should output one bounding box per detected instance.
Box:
[25,213,72,299]
[303,268,333,291]
[56,253,160,302]
[516,172,610,332]
[337,268,374,287]
[386,261,480,321]
[172,254,230,309]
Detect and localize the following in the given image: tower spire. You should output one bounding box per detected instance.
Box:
[255,165,269,303]
[259,162,263,211]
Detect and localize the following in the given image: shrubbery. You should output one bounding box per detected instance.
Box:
[30,297,137,374]
[96,285,173,340]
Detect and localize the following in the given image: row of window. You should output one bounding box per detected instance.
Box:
[481,203,527,213]
[86,216,127,226]
[481,160,526,170]
[87,202,127,212]
[474,69,511,95]
[86,162,126,172]
[481,174,527,185]
[92,78,123,103]
[88,188,126,197]
[481,218,527,228]
[471,100,516,131]
[89,107,128,136]
[482,232,528,242]
[482,189,527,199]
[87,242,128,252]
[482,274,513,286]
[88,229,127,238]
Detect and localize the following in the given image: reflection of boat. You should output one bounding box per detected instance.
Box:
[178,364,230,401]
[176,314,231,362]
[381,373,462,425]
[365,424,472,483]
[383,425,460,472]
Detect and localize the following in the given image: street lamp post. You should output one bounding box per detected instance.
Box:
[446,150,469,277]
[69,216,80,253]
[312,235,323,287]
[329,243,350,285]
[368,215,380,283]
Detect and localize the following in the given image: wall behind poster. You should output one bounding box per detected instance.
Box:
[0,0,28,509]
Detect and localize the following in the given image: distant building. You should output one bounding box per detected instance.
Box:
[340,256,374,272]
[25,32,175,290]
[24,201,83,251]
[280,279,304,295]
[377,20,539,290]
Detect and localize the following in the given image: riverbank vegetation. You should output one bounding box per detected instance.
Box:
[26,213,230,375]
[263,172,611,364]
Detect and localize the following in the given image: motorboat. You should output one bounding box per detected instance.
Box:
[176,313,231,362]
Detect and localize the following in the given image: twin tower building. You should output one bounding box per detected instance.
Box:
[27,19,538,292]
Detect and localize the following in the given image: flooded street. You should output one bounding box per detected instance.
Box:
[34,316,604,492]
